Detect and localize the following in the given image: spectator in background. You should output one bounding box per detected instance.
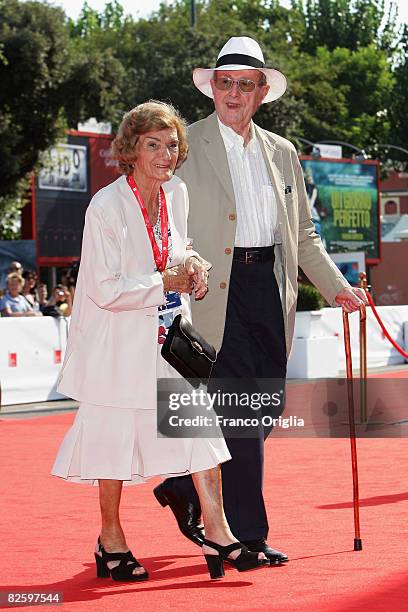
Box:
[60,266,78,300]
[0,273,41,317]
[48,284,72,317]
[22,270,41,313]
[38,283,49,312]
[38,283,62,318]
[9,261,23,275]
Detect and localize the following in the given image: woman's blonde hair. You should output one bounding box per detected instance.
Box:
[111,101,188,175]
[7,272,24,288]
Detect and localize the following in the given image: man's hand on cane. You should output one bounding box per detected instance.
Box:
[335,287,368,313]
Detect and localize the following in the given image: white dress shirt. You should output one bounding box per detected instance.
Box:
[218,117,277,247]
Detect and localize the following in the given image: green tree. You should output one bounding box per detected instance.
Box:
[69,0,127,37]
[0,0,125,203]
[294,0,398,54]
[62,0,399,148]
[292,44,394,148]
[389,25,408,156]
[103,0,301,133]
[0,177,30,240]
[120,0,397,145]
[62,43,125,127]
[0,0,70,198]
[66,0,132,124]
[1,0,403,216]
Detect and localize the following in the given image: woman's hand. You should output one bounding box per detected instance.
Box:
[161,265,194,294]
[184,256,209,300]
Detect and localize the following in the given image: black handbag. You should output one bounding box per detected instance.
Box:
[161,314,217,386]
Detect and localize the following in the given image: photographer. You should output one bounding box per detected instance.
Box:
[48,284,72,317]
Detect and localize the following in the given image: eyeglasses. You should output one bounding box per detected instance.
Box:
[213,76,262,93]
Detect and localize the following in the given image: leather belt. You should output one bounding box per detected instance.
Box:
[233,246,275,264]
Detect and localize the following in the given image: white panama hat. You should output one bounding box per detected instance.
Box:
[193,36,287,103]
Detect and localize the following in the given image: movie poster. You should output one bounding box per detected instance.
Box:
[300,159,380,262]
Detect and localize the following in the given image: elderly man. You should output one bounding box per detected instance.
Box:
[153,36,366,564]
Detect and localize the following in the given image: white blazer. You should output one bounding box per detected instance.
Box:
[57,174,191,409]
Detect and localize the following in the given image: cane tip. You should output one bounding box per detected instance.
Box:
[354,538,363,551]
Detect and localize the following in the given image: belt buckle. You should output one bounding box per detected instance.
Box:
[245,250,260,264]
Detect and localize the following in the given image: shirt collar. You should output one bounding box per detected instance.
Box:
[217,117,257,154]
[6,293,20,301]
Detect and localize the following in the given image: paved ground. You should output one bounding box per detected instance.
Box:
[0,399,79,419]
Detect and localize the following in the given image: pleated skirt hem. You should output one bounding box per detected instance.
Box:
[51,402,231,487]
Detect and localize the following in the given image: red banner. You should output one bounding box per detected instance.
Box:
[88,135,119,196]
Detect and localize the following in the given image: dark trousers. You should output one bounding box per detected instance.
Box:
[166,255,287,541]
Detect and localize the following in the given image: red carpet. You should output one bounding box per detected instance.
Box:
[1,412,407,611]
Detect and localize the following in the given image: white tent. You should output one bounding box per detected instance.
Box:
[382,214,408,242]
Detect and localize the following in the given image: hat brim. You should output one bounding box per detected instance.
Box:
[193,65,287,103]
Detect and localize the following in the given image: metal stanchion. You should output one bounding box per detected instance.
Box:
[342,306,364,551]
[359,271,368,424]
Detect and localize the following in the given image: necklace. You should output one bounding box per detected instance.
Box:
[126,174,169,272]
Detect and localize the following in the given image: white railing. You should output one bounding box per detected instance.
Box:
[1,305,407,406]
[0,316,69,406]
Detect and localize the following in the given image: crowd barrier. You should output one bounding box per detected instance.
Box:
[365,291,408,359]
[1,305,408,406]
[288,304,408,378]
[0,316,69,406]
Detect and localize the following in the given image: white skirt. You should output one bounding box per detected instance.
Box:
[51,403,231,486]
[51,347,231,485]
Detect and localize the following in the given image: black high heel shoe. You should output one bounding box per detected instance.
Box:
[94,538,149,582]
[203,538,270,579]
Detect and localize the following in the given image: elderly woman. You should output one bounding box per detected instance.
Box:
[0,273,41,317]
[51,101,267,582]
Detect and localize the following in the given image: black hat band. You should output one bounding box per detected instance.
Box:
[215,53,265,69]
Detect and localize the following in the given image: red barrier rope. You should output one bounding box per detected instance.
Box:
[365,290,408,359]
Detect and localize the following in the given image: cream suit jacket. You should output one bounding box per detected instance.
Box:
[57,174,191,409]
[177,112,349,356]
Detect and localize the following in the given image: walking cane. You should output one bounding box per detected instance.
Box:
[342,305,365,551]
